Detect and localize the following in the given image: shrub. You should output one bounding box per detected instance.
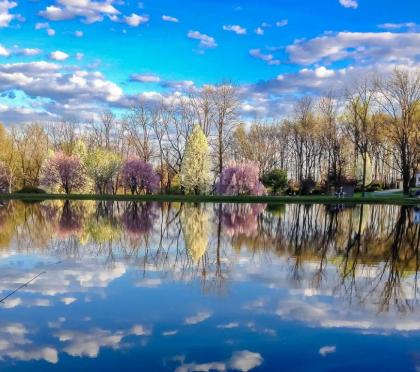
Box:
[300,178,316,195]
[16,186,46,194]
[261,169,288,194]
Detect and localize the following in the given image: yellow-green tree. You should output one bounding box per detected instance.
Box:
[180,124,211,194]
[84,148,122,194]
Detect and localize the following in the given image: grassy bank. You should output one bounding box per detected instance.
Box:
[0,192,418,205]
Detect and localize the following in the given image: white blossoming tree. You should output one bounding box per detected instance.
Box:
[180,124,212,194]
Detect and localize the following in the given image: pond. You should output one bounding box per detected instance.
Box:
[0,200,419,371]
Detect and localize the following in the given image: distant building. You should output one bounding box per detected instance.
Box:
[416,171,420,188]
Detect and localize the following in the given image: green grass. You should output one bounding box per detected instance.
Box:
[0,192,418,205]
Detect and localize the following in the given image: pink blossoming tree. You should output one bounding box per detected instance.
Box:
[41,152,85,194]
[121,157,160,195]
[216,162,266,196]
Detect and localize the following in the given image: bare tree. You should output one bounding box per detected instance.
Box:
[375,68,420,194]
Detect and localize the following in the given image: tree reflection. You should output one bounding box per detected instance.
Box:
[0,200,419,313]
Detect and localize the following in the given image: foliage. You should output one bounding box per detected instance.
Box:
[300,178,316,195]
[180,124,212,195]
[0,163,9,193]
[16,186,46,194]
[121,157,160,194]
[216,162,266,196]
[84,148,122,194]
[41,152,85,194]
[261,169,288,194]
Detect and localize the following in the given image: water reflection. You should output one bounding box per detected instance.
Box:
[0,200,419,370]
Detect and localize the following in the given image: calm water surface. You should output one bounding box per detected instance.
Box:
[0,200,419,371]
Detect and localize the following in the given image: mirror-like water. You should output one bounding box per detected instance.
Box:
[0,200,419,371]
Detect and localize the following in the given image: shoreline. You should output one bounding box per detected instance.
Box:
[0,193,418,205]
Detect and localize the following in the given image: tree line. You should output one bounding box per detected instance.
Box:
[0,68,418,196]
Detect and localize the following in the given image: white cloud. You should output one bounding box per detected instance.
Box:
[0,0,18,28]
[39,0,120,24]
[19,48,42,56]
[130,73,161,83]
[339,0,358,9]
[255,27,264,35]
[319,346,336,356]
[35,22,49,30]
[184,311,212,325]
[0,43,9,56]
[286,31,420,64]
[74,30,83,37]
[162,15,178,23]
[187,30,217,48]
[275,19,288,27]
[223,24,247,35]
[249,48,280,65]
[76,52,84,60]
[49,51,69,61]
[378,22,417,30]
[47,28,56,36]
[124,13,149,27]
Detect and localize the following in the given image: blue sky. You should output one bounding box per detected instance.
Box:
[0,0,419,123]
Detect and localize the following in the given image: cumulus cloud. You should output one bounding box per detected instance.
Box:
[49,50,69,61]
[223,24,247,35]
[339,0,358,9]
[0,0,19,28]
[187,30,217,48]
[124,13,149,27]
[162,15,178,23]
[47,28,56,36]
[39,0,120,24]
[286,31,420,64]
[74,30,83,37]
[249,48,280,65]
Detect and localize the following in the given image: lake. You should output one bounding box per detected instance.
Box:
[0,200,419,371]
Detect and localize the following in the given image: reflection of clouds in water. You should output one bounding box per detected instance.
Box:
[276,298,420,331]
[0,260,126,299]
[217,322,239,329]
[1,297,52,309]
[319,345,336,356]
[162,330,178,336]
[55,325,151,358]
[0,322,58,364]
[174,350,263,372]
[184,311,212,325]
